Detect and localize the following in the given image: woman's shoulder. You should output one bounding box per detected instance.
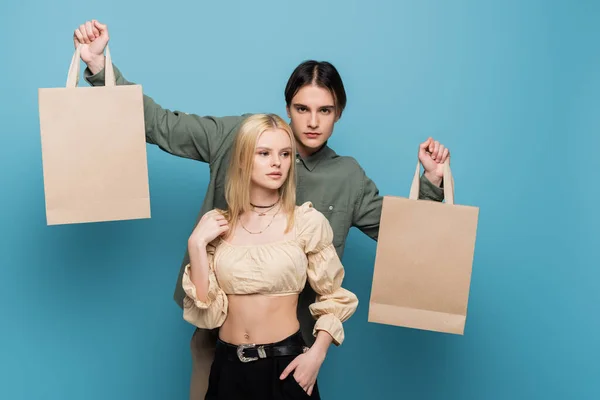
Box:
[295,201,325,220]
[294,202,332,237]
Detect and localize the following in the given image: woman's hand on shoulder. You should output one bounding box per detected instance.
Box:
[188,210,229,249]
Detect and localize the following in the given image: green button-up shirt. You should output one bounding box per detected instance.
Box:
[85,66,444,337]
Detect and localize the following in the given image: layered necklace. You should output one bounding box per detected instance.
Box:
[249,199,279,216]
[240,199,281,235]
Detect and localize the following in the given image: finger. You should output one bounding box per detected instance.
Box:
[419,138,431,151]
[74,29,85,45]
[299,380,308,392]
[79,24,90,43]
[442,148,450,162]
[280,360,298,379]
[426,137,434,151]
[93,20,107,32]
[213,217,227,225]
[91,22,100,37]
[437,144,445,162]
[85,21,95,42]
[218,220,229,227]
[432,141,440,160]
[294,374,306,390]
[203,210,218,219]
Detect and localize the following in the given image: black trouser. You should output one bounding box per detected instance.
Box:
[205,331,321,400]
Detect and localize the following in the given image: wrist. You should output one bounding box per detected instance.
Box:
[188,236,208,250]
[310,331,332,359]
[424,171,443,187]
[308,345,327,363]
[86,54,106,75]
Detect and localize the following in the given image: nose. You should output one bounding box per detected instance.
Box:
[308,111,319,129]
[271,154,281,167]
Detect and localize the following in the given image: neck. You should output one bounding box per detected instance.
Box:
[249,186,280,207]
[295,140,324,159]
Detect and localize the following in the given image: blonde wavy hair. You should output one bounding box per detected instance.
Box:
[224,113,297,233]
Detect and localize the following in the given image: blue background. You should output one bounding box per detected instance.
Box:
[1,1,598,399]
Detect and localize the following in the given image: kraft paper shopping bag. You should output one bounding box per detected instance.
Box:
[368,161,479,334]
[38,45,150,225]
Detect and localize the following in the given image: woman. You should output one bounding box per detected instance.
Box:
[182,113,358,399]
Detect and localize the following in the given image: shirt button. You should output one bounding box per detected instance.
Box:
[328,206,333,210]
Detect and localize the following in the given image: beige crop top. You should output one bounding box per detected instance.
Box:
[182,202,358,345]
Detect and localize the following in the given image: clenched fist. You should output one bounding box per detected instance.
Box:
[72,20,109,74]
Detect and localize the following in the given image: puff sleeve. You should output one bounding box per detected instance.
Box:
[181,241,228,329]
[299,203,359,346]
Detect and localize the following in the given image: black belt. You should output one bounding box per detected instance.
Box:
[217,337,308,363]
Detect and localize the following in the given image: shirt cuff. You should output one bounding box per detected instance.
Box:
[420,174,444,202]
[181,264,213,309]
[83,66,106,86]
[83,64,125,87]
[313,314,345,346]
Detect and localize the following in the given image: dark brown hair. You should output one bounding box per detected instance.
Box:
[284,60,347,118]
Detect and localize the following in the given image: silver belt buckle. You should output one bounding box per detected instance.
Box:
[237,344,266,363]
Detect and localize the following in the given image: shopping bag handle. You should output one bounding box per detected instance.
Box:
[66,44,116,88]
[408,160,454,204]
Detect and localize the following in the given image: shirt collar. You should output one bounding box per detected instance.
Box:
[297,143,336,171]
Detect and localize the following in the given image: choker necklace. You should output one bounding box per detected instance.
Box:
[250,200,279,209]
[250,198,280,216]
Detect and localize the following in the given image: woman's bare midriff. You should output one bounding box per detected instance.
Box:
[218,293,300,345]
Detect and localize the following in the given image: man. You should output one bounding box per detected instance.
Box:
[74,19,451,399]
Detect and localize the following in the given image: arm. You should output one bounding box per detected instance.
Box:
[83,61,246,163]
[280,205,358,395]
[181,210,230,329]
[74,20,245,163]
[181,241,228,330]
[352,167,443,241]
[304,214,359,347]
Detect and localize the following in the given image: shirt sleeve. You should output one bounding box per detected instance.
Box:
[84,64,247,163]
[298,203,359,346]
[181,241,228,329]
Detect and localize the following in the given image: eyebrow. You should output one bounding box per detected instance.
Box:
[256,146,293,151]
[293,103,335,110]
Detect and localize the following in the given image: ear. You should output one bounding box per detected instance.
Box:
[286,105,292,119]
